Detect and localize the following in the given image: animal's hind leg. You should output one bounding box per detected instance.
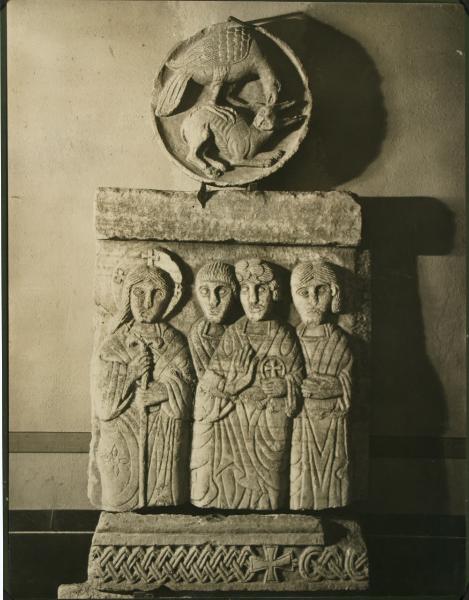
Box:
[184,125,224,179]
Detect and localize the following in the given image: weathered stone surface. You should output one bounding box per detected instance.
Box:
[88,247,196,512]
[93,241,370,503]
[191,258,304,510]
[290,260,353,510]
[152,20,312,187]
[58,583,131,599]
[95,188,362,246]
[78,513,367,593]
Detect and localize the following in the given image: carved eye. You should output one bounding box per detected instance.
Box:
[297,288,308,298]
[258,285,267,294]
[240,284,249,294]
[132,287,144,297]
[218,286,229,297]
[154,288,164,298]
[199,286,209,297]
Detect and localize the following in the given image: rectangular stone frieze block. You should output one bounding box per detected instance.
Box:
[58,513,368,595]
[95,188,362,247]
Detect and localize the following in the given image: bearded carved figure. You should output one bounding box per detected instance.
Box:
[88,259,195,512]
[188,261,237,379]
[290,260,353,510]
[190,258,304,511]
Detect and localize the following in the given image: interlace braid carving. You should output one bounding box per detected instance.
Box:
[90,544,255,585]
[298,546,368,582]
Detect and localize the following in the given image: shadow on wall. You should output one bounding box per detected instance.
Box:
[359,196,455,515]
[251,11,387,191]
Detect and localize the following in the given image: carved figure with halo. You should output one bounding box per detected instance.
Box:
[88,248,195,512]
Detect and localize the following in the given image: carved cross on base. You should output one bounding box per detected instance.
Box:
[248,545,295,582]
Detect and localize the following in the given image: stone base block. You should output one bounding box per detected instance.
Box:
[58,512,368,596]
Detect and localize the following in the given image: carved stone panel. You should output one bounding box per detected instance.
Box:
[151,20,312,186]
[93,236,370,506]
[66,189,371,596]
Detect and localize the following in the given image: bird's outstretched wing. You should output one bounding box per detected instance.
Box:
[167,23,253,71]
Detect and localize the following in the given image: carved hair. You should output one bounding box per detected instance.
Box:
[291,260,342,313]
[111,265,174,332]
[235,258,279,298]
[196,261,237,293]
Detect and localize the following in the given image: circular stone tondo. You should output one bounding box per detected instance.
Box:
[151,19,312,187]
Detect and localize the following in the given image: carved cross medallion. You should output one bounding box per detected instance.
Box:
[261,356,286,379]
[248,545,294,582]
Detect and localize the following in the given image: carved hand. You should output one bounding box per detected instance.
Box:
[261,378,287,398]
[224,345,258,397]
[128,349,152,387]
[135,382,168,409]
[301,373,342,400]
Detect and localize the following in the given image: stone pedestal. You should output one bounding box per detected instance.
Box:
[58,513,368,597]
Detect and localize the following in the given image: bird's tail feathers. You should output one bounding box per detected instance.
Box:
[154,71,191,117]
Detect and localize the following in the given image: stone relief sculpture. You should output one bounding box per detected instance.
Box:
[181,101,305,179]
[190,258,304,510]
[88,249,195,511]
[153,20,281,117]
[152,19,312,187]
[59,13,370,596]
[290,260,352,510]
[188,261,238,378]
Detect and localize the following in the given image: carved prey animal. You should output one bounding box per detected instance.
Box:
[181,103,304,179]
[154,22,280,117]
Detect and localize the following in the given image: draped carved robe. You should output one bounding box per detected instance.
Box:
[190,317,303,510]
[290,323,352,510]
[188,316,226,379]
[88,321,195,512]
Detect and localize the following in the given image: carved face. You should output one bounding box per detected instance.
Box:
[293,279,333,326]
[129,278,170,323]
[240,281,274,322]
[196,280,234,323]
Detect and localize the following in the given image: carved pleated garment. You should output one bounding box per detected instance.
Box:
[290,323,352,510]
[190,317,303,510]
[188,317,225,379]
[88,322,194,511]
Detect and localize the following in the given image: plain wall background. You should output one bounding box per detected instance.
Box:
[8,1,465,512]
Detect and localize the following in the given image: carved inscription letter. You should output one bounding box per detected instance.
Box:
[290,260,352,510]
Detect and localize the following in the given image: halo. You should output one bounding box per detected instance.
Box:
[111,247,183,319]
